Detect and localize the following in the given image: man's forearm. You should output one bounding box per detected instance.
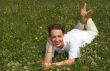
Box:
[44,46,53,63]
[52,59,76,66]
[43,46,53,69]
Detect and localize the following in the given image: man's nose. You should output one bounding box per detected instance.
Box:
[55,37,59,41]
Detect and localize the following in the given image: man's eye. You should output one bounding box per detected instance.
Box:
[58,35,62,37]
[52,36,56,38]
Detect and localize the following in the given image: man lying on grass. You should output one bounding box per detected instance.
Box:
[42,0,98,69]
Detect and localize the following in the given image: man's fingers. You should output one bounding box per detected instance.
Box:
[48,38,53,47]
[42,62,52,70]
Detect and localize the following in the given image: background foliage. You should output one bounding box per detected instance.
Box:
[0,0,110,71]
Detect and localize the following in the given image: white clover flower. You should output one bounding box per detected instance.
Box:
[24,66,28,70]
[7,61,21,67]
[7,63,11,67]
[40,27,42,29]
[35,37,38,40]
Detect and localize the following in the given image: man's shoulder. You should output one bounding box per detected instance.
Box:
[64,29,81,38]
[66,29,81,34]
[64,29,82,43]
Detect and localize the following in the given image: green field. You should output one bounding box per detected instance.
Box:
[0,0,110,71]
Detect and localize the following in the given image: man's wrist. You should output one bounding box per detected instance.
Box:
[47,45,53,53]
[47,51,52,53]
[49,45,53,48]
[43,62,52,69]
[61,61,65,65]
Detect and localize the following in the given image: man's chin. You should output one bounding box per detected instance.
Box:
[55,45,63,48]
[55,45,60,47]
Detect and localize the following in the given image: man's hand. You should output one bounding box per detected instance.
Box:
[52,59,76,66]
[42,38,53,70]
[52,62,64,66]
[48,38,53,47]
[42,61,52,70]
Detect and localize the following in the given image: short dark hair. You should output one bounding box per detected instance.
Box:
[48,23,65,36]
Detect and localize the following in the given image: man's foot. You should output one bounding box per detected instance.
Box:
[80,10,94,24]
[85,10,94,19]
[80,0,87,17]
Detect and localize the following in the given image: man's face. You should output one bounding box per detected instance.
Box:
[50,29,64,48]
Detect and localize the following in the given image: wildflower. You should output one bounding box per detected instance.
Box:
[24,66,28,70]
[35,37,38,40]
[40,27,42,29]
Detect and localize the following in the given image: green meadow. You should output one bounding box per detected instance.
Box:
[0,0,110,71]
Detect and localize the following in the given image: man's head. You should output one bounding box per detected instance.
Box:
[48,23,65,48]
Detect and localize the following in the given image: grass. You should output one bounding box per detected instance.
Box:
[0,0,110,71]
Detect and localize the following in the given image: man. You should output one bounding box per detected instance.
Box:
[42,0,98,69]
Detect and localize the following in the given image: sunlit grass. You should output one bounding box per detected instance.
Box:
[0,0,110,71]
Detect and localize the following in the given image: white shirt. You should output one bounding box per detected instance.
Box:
[46,29,97,59]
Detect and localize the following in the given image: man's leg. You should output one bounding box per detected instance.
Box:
[74,21,85,30]
[75,0,97,32]
[75,7,94,30]
[74,0,86,30]
[86,18,98,35]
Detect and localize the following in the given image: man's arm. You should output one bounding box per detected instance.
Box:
[52,59,76,66]
[42,39,53,69]
[43,46,53,64]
